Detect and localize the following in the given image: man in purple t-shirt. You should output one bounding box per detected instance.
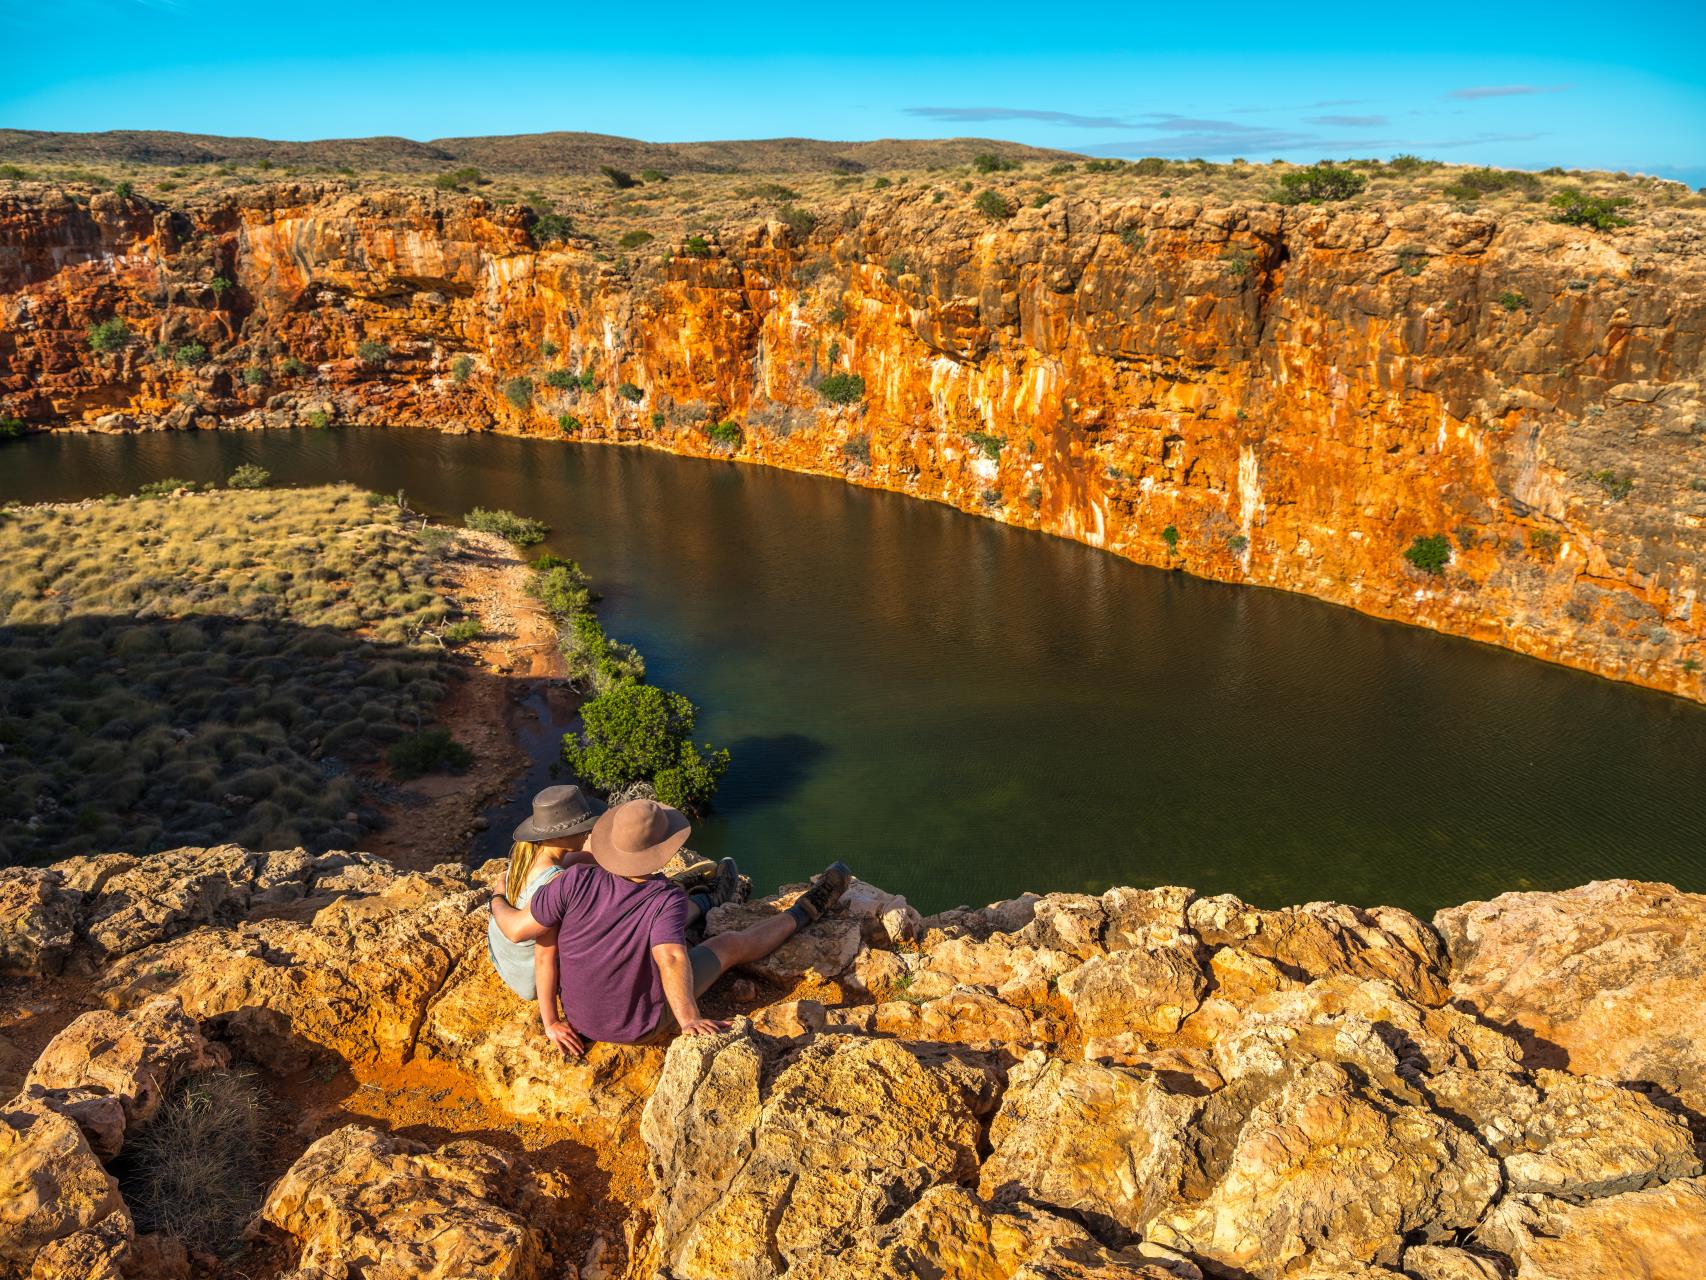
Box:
[490,797,850,1052]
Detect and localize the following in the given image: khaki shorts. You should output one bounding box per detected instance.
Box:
[640,943,726,1043]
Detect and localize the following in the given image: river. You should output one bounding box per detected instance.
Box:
[5,426,1704,916]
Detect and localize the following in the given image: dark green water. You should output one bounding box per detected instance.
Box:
[6,428,1704,916]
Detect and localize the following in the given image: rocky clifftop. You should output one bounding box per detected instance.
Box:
[2,848,1702,1278]
[2,183,1704,698]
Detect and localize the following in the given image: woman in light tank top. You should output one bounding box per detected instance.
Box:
[486,785,610,1003]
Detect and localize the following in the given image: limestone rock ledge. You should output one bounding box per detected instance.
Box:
[1,846,1703,1279]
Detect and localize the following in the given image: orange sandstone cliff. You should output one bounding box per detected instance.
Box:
[2,183,1703,699]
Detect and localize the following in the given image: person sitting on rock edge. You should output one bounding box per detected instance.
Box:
[490,796,851,1055]
[488,786,744,1053]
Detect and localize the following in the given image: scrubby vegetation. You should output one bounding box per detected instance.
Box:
[1550,188,1633,230]
[1403,534,1452,575]
[226,463,270,489]
[704,420,743,449]
[562,682,730,815]
[118,1068,274,1255]
[1273,164,1366,204]
[520,555,729,811]
[973,189,1015,220]
[817,372,865,405]
[0,486,476,864]
[464,506,549,546]
[965,430,1005,460]
[386,728,473,779]
[88,316,130,352]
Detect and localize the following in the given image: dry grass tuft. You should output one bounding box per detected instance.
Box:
[118,1067,274,1255]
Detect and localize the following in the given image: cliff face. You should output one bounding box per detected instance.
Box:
[4,184,1705,699]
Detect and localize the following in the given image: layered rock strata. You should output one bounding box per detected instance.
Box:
[2,847,1703,1278]
[2,186,1703,698]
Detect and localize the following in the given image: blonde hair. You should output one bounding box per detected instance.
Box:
[505,840,545,905]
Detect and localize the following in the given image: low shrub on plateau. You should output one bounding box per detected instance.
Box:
[1272,164,1366,205]
[1549,188,1633,230]
[387,728,473,780]
[464,506,549,546]
[226,464,271,490]
[0,485,466,864]
[562,682,730,815]
[973,189,1014,221]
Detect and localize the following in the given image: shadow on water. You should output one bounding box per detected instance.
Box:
[0,611,519,868]
[711,733,831,818]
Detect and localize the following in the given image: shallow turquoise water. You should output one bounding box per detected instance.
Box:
[5,427,1704,916]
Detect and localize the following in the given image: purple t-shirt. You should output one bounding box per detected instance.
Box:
[529,864,690,1045]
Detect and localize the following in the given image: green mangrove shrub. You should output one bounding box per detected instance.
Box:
[562,682,730,814]
[464,506,549,546]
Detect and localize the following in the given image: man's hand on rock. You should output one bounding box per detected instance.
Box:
[680,1017,728,1037]
[544,1021,585,1058]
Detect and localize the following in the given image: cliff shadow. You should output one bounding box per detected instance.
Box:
[0,611,523,867]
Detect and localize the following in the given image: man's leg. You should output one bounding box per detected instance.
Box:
[699,860,852,976]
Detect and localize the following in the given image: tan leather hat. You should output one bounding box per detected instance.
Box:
[587,798,692,877]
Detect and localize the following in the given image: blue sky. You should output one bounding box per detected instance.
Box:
[4,0,1704,185]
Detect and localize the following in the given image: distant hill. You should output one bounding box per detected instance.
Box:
[0,129,1082,175]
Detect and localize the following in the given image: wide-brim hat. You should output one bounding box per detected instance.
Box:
[512,784,607,843]
[588,798,692,877]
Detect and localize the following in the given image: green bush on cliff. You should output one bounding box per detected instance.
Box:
[544,369,580,390]
[1403,534,1452,575]
[683,235,712,258]
[617,382,645,403]
[973,189,1015,221]
[558,413,582,433]
[464,506,549,546]
[705,420,743,449]
[843,434,871,465]
[1549,188,1634,231]
[450,355,475,384]
[281,355,309,377]
[562,682,730,814]
[174,342,208,366]
[1272,164,1366,205]
[531,212,574,245]
[966,430,1005,460]
[88,317,131,353]
[0,416,27,441]
[817,372,865,405]
[503,376,534,409]
[620,229,655,249]
[356,340,390,365]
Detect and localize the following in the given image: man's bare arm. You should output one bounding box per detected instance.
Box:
[490,893,550,943]
[534,930,583,1057]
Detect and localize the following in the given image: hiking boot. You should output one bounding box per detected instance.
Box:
[791,861,852,924]
[708,857,747,908]
[669,858,717,892]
